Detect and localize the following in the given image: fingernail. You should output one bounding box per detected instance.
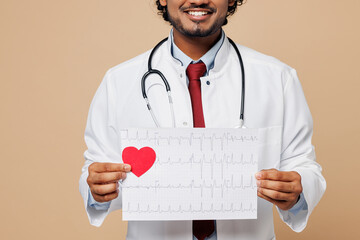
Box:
[124,165,130,171]
[256,180,260,186]
[255,172,262,179]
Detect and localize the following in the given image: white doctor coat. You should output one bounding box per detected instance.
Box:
[79,34,326,240]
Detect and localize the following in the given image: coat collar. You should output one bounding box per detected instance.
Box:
[169,29,225,74]
[164,30,232,75]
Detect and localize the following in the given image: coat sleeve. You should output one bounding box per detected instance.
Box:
[277,68,326,232]
[79,71,123,227]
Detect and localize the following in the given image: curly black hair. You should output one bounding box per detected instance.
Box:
[155,0,246,25]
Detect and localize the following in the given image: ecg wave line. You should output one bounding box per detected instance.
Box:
[124,175,256,198]
[121,130,258,151]
[123,202,256,214]
[155,153,257,179]
[157,153,257,165]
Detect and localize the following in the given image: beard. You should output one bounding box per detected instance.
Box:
[167,10,225,38]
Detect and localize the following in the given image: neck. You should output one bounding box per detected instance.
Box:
[173,28,222,60]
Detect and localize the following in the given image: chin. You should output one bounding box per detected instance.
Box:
[178,25,220,38]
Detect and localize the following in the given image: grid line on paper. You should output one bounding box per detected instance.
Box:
[120,129,258,151]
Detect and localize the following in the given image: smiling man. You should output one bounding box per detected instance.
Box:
[79,1,326,239]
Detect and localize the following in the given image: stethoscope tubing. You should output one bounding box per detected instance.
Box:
[141,37,245,128]
[227,38,245,123]
[142,37,170,99]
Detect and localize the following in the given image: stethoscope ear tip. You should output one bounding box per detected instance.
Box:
[235,119,246,129]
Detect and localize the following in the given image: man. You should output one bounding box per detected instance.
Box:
[79,0,326,239]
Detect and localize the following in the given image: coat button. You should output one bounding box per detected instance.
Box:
[206,81,210,85]
[183,122,188,126]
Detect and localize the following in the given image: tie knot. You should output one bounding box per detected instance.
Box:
[186,62,207,81]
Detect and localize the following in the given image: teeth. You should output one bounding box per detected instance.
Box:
[188,11,208,16]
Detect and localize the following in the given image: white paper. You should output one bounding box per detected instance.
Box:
[120,128,263,221]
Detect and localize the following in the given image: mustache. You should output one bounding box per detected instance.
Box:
[180,4,217,13]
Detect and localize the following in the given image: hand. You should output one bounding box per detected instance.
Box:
[87,162,131,203]
[255,168,302,210]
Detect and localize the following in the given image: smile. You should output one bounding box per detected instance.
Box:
[187,11,209,16]
[183,8,213,21]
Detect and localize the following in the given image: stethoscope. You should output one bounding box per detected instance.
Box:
[141,37,245,128]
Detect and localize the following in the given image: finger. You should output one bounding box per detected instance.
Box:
[90,162,131,173]
[257,187,295,201]
[257,191,292,210]
[92,190,119,203]
[92,182,119,196]
[257,180,297,193]
[255,169,297,182]
[91,172,124,184]
[257,191,276,205]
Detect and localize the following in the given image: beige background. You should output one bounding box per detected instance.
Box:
[1,0,359,239]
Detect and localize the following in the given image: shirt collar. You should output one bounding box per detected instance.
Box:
[170,28,225,74]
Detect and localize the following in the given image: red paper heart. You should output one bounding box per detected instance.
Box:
[122,147,156,177]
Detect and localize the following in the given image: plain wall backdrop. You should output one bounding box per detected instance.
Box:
[1,0,359,239]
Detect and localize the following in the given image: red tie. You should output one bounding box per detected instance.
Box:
[186,62,215,240]
[187,62,207,128]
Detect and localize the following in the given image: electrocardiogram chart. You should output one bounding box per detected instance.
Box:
[120,128,260,221]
